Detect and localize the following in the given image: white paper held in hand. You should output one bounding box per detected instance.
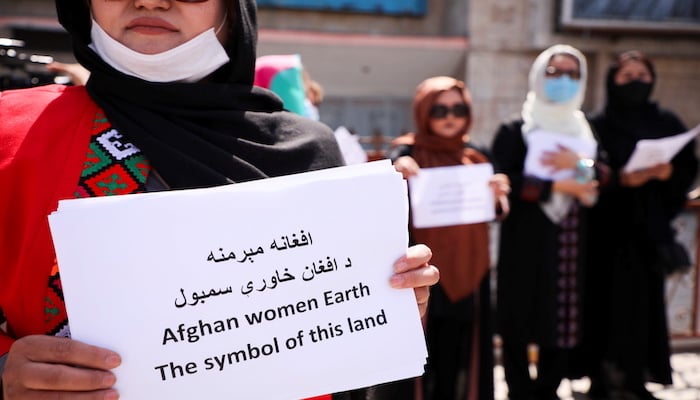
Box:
[623,124,700,173]
[408,163,496,229]
[48,160,428,400]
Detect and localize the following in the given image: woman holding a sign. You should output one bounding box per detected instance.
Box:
[584,50,699,400]
[0,0,439,398]
[490,44,610,400]
[388,76,510,400]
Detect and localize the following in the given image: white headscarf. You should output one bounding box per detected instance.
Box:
[521,44,596,223]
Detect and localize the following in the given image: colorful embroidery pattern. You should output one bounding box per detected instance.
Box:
[45,111,151,337]
[45,261,70,337]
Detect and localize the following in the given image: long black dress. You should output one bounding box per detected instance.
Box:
[491,120,602,399]
[585,98,698,393]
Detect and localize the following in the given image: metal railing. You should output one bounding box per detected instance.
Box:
[668,200,700,344]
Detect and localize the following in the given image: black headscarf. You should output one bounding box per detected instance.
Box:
[590,50,698,243]
[595,50,685,170]
[55,0,343,189]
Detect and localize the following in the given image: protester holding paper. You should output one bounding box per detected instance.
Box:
[388,76,510,400]
[490,44,610,400]
[584,50,699,400]
[0,0,439,399]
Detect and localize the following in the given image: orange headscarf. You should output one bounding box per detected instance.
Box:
[392,76,490,302]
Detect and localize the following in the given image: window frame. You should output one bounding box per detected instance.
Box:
[559,0,700,35]
[256,0,427,16]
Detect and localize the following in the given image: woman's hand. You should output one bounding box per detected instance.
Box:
[540,144,579,172]
[393,156,420,179]
[2,335,121,399]
[647,162,673,181]
[389,244,438,317]
[620,169,649,187]
[620,163,672,187]
[489,173,511,198]
[553,178,599,207]
[489,173,511,216]
[46,62,90,86]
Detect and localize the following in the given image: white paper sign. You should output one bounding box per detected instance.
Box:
[408,163,495,228]
[48,160,427,400]
[334,125,368,165]
[623,124,700,172]
[524,129,598,180]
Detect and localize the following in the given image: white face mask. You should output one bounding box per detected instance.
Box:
[89,19,230,83]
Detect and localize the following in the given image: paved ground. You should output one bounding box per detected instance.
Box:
[493,350,700,400]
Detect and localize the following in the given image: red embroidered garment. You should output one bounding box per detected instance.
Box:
[0,84,333,400]
[43,109,152,338]
[0,85,97,354]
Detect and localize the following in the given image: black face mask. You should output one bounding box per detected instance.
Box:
[609,80,653,109]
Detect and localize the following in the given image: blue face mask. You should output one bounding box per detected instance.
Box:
[543,76,580,103]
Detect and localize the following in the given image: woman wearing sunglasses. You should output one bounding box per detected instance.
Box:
[387,76,510,400]
[490,44,610,400]
[0,0,439,398]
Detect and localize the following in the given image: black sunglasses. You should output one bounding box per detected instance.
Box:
[545,66,581,80]
[429,103,470,119]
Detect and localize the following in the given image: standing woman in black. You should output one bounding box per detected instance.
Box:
[491,44,609,400]
[585,50,699,400]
